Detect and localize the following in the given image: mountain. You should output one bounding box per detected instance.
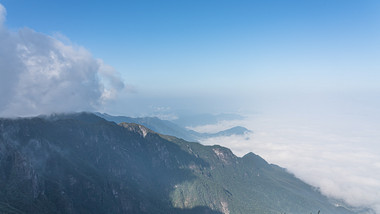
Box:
[172,113,245,127]
[208,126,251,138]
[94,112,200,141]
[0,113,356,214]
[95,113,251,142]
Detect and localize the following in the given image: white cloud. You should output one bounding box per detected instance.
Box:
[200,111,380,213]
[0,5,5,26]
[0,4,125,117]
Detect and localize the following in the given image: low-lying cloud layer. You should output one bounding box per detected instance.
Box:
[0,4,124,117]
[197,97,380,213]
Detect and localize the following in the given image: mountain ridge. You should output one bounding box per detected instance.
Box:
[0,112,357,214]
[95,112,251,142]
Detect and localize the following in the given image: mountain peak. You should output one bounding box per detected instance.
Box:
[242,152,269,167]
[212,126,252,137]
[119,122,154,138]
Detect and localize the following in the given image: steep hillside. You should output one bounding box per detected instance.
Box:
[0,113,355,214]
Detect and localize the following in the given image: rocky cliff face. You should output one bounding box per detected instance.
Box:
[0,113,355,214]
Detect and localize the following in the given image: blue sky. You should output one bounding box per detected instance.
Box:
[3,0,380,110]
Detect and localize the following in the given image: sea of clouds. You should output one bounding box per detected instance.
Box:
[196,94,380,213]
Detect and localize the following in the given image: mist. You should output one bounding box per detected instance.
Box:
[195,92,380,213]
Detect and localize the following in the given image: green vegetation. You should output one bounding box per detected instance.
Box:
[0,113,356,214]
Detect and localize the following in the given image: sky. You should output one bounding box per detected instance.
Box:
[2,0,380,114]
[1,0,380,213]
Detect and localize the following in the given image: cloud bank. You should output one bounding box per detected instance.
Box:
[0,4,124,117]
[197,102,380,213]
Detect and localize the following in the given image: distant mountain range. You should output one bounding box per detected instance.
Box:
[95,113,251,142]
[172,113,246,127]
[0,113,357,214]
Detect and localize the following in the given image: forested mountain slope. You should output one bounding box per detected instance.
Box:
[0,113,355,214]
